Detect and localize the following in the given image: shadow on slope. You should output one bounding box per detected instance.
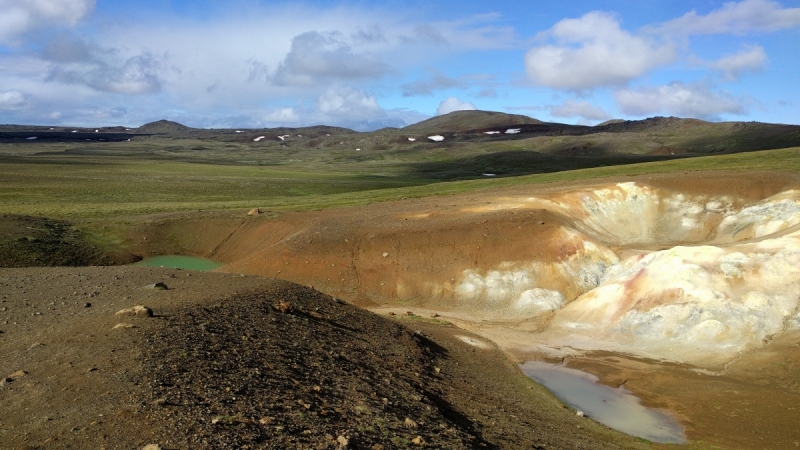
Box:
[400,150,685,180]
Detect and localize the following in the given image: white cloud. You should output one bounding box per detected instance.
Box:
[437,96,477,115]
[402,68,462,96]
[47,52,165,95]
[525,12,675,90]
[0,0,95,45]
[709,44,767,81]
[263,108,300,124]
[260,87,407,131]
[317,87,385,122]
[272,31,391,86]
[654,0,800,35]
[0,89,26,109]
[0,4,524,128]
[549,99,612,121]
[615,82,746,119]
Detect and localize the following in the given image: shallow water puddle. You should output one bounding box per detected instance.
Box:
[520,361,686,444]
[132,255,223,271]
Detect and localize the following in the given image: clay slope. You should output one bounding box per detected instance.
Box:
[164,171,800,367]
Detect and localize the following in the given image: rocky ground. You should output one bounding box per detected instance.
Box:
[0,266,646,449]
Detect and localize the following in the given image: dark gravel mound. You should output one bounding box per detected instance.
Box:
[141,284,641,449]
[142,285,488,449]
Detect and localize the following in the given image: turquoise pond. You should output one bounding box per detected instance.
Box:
[520,361,686,444]
[131,255,224,271]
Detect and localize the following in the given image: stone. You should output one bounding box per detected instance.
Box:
[143,282,168,290]
[115,305,153,317]
[247,208,261,216]
[336,435,349,447]
[141,445,163,450]
[275,301,293,313]
[112,323,136,329]
[411,436,424,445]
[404,417,418,428]
[576,410,585,417]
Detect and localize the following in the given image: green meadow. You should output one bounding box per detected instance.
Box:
[1,140,799,219]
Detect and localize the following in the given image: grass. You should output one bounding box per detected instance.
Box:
[1,140,799,220]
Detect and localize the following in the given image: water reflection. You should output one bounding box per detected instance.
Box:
[520,361,686,444]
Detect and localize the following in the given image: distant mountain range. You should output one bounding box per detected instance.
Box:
[2,110,800,157]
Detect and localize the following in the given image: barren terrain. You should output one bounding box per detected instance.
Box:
[3,112,800,449]
[123,170,800,449]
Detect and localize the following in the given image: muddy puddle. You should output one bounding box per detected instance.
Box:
[520,361,686,444]
[132,255,224,271]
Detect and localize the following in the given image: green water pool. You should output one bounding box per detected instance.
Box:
[131,255,224,271]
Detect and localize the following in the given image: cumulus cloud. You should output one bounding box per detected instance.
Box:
[0,89,26,109]
[0,4,526,127]
[436,96,477,115]
[549,99,612,121]
[47,52,165,95]
[272,31,391,86]
[653,0,800,35]
[615,82,746,119]
[260,87,407,131]
[0,0,95,45]
[42,33,97,63]
[525,12,675,90]
[401,68,462,96]
[317,87,385,122]
[262,107,300,124]
[708,44,767,80]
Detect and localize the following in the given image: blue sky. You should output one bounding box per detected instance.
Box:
[0,0,798,130]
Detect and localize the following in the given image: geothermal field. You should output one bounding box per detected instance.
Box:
[2,111,800,448]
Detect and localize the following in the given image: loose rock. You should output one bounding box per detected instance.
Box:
[143,282,168,290]
[115,305,153,317]
[8,370,27,379]
[275,301,293,313]
[112,323,136,329]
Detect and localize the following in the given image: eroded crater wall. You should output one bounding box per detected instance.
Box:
[147,176,800,367]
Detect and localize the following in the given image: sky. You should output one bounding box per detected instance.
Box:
[0,0,798,130]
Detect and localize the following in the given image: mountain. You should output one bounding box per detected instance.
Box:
[136,120,193,134]
[402,110,544,133]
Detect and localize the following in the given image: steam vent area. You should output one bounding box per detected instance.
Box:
[128,172,800,447]
[191,174,797,366]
